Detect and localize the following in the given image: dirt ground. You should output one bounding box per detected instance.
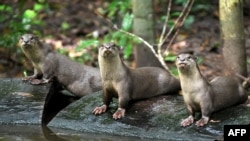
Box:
[1,0,250,81]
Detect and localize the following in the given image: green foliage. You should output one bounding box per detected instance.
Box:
[121,13,133,31]
[197,57,203,65]
[104,12,140,59]
[76,39,100,52]
[75,39,99,63]
[167,0,211,29]
[247,58,250,64]
[169,66,179,76]
[0,1,48,76]
[184,15,195,28]
[76,0,139,62]
[106,0,131,19]
[0,2,46,52]
[34,3,45,11]
[56,48,68,56]
[23,9,37,19]
[165,54,178,76]
[105,0,139,59]
[164,54,177,62]
[61,22,70,32]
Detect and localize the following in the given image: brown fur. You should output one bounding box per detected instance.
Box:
[176,53,248,127]
[93,42,181,119]
[19,34,102,97]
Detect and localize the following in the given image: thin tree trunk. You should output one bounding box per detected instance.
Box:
[219,0,247,78]
[132,0,162,68]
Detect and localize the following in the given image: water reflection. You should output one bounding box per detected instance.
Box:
[0,125,149,141]
[42,125,68,141]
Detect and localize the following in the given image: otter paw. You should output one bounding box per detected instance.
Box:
[22,76,35,81]
[30,79,43,85]
[92,105,107,115]
[195,117,209,127]
[113,108,125,120]
[181,116,194,127]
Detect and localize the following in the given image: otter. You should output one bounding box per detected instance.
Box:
[92,42,181,119]
[176,53,248,127]
[19,34,102,97]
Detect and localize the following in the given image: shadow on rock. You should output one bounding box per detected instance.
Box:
[42,80,80,125]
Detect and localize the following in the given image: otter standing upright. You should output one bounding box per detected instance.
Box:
[176,53,247,127]
[93,43,180,119]
[19,34,52,82]
[19,34,102,97]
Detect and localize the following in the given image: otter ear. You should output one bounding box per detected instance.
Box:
[193,55,198,62]
[99,44,104,48]
[118,45,123,51]
[19,36,23,41]
[110,42,121,51]
[33,35,38,40]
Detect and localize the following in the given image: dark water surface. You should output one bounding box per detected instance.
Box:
[0,124,152,141]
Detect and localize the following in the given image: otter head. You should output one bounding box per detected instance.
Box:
[99,42,120,58]
[19,34,39,49]
[176,53,198,71]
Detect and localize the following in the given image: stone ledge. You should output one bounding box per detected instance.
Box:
[0,78,249,140]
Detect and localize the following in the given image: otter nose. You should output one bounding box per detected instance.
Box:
[181,58,186,62]
[105,46,111,49]
[23,40,29,44]
[178,57,185,62]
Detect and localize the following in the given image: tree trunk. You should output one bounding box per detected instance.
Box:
[132,0,162,68]
[219,0,247,78]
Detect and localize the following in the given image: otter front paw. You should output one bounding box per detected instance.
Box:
[30,78,50,85]
[22,76,36,81]
[113,108,125,120]
[195,116,209,127]
[181,116,194,127]
[92,105,107,115]
[30,79,43,85]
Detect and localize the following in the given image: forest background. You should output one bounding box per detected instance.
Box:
[0,0,250,81]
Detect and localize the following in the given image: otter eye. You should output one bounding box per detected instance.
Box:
[99,45,104,49]
[187,56,191,60]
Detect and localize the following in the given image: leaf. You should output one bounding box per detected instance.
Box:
[197,57,203,65]
[76,39,99,51]
[61,22,70,30]
[34,3,45,11]
[123,43,132,59]
[121,13,133,31]
[167,20,174,27]
[171,12,181,17]
[0,5,12,11]
[107,1,118,17]
[169,66,179,76]
[164,54,176,62]
[247,58,250,64]
[184,15,194,28]
[23,9,37,19]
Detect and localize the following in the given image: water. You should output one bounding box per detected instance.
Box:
[0,125,152,141]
